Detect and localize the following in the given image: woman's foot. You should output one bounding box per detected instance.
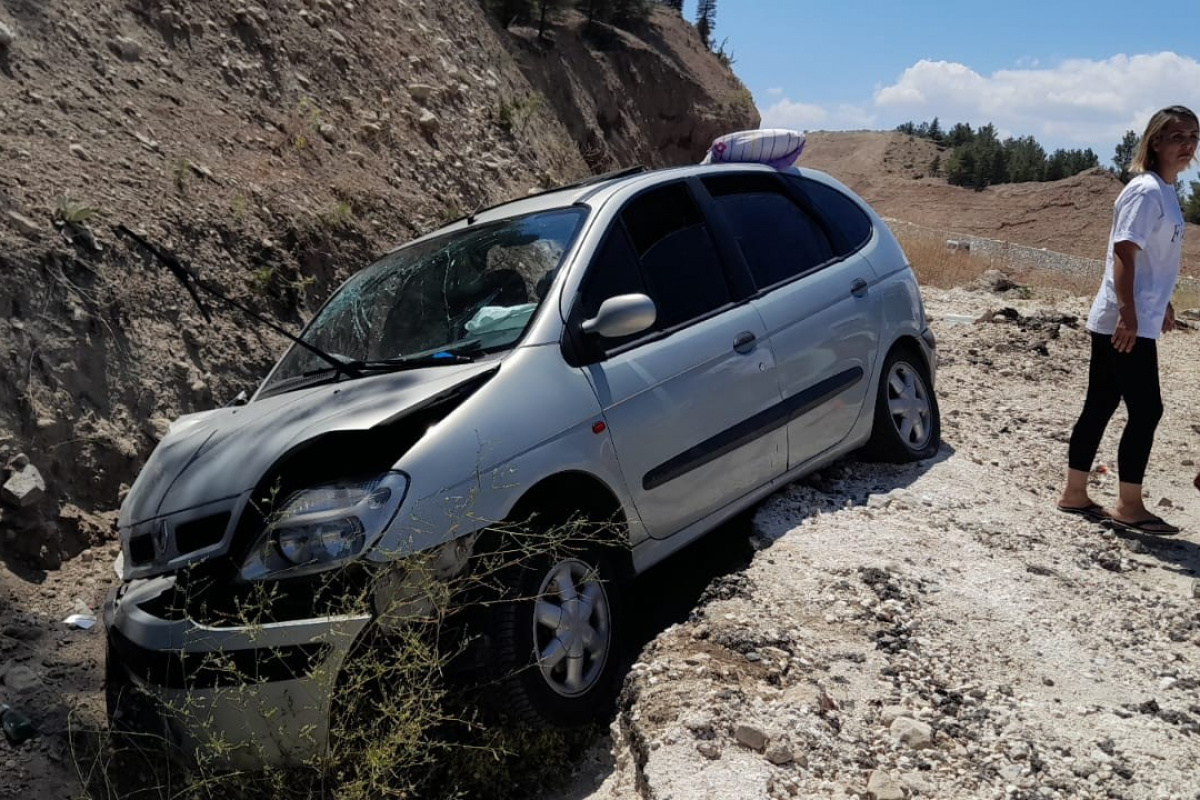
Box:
[1056,501,1109,522]
[1107,514,1181,535]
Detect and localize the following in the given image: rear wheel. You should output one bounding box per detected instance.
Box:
[863,347,940,462]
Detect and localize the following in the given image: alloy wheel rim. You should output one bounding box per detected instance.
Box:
[886,362,932,451]
[532,558,611,698]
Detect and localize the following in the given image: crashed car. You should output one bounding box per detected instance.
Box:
[104,130,939,767]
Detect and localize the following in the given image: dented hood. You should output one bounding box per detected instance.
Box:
[119,362,499,527]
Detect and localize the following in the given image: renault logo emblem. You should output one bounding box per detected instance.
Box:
[153,519,169,556]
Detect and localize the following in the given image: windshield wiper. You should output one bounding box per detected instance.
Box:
[113,224,363,380]
[303,343,480,378]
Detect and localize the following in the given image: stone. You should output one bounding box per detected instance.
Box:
[0,21,14,49]
[5,211,41,238]
[109,36,143,61]
[867,769,904,800]
[733,723,766,752]
[2,664,40,693]
[765,741,794,765]
[409,83,435,103]
[69,143,90,160]
[696,741,720,760]
[418,109,439,134]
[889,716,933,750]
[1,463,46,508]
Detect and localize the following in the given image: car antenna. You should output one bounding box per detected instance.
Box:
[113,224,362,379]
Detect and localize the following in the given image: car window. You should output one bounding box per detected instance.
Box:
[785,175,873,256]
[578,227,647,350]
[621,183,731,329]
[702,173,834,289]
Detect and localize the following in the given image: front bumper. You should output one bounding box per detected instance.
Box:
[104,576,371,769]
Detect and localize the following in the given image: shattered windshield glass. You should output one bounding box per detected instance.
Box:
[260,207,587,395]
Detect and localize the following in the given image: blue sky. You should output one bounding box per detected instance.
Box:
[682,0,1200,179]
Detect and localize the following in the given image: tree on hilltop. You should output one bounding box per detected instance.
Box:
[1111,130,1139,183]
[696,0,716,48]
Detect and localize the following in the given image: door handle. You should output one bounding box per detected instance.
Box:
[850,278,869,297]
[733,331,757,353]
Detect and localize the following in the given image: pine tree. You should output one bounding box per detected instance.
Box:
[1112,130,1139,183]
[928,116,943,143]
[946,122,973,148]
[1184,181,1200,225]
[696,0,716,48]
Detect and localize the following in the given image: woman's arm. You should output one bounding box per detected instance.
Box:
[1111,239,1140,352]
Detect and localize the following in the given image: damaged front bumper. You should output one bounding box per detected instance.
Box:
[103,575,371,769]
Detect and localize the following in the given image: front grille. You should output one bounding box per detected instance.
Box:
[175,512,230,554]
[129,534,154,564]
[107,626,332,689]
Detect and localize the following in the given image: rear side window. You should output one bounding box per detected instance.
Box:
[787,176,873,255]
[621,183,731,330]
[703,173,834,289]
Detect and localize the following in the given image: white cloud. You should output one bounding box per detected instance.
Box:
[871,52,1200,151]
[760,99,876,132]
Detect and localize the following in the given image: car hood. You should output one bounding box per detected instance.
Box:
[119,362,499,527]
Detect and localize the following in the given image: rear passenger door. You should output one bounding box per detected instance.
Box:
[573,181,786,540]
[700,172,880,470]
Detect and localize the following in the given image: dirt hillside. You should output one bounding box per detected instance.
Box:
[800,131,1200,278]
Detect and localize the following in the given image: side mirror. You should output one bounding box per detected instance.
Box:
[580,293,657,339]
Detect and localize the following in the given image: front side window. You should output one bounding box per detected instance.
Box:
[261,208,586,396]
[621,183,731,329]
[703,173,834,289]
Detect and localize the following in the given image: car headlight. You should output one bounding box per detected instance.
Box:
[240,471,409,580]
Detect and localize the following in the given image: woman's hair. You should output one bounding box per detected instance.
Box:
[1131,105,1199,174]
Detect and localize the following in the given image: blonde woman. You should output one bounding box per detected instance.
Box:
[1058,105,1198,534]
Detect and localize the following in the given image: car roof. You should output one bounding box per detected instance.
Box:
[397,161,840,250]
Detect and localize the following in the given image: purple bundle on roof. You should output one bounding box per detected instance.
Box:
[701,129,806,170]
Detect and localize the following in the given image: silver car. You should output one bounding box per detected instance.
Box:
[105,157,939,767]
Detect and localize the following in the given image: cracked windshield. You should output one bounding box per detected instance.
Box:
[262,207,587,393]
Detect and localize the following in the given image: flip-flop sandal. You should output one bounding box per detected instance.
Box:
[1107,515,1181,535]
[1056,503,1109,523]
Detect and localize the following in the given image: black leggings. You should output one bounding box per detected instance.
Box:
[1068,332,1163,484]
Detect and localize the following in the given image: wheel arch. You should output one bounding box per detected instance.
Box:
[497,471,635,580]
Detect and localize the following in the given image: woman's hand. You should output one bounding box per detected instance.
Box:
[1112,305,1139,352]
[1163,302,1176,333]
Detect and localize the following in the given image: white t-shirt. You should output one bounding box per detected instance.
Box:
[1087,171,1184,339]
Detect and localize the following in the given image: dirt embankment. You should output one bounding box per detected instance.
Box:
[800,131,1200,279]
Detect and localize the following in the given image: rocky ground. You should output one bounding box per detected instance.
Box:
[5,277,1200,798]
[556,282,1200,800]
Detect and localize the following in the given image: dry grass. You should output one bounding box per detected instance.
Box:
[895,228,1200,309]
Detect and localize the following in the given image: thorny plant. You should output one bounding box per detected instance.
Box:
[70,495,622,800]
[55,196,99,224]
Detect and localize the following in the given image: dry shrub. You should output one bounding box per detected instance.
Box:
[897,234,995,289]
[73,515,620,800]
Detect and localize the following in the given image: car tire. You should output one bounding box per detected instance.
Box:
[486,545,623,728]
[863,346,940,463]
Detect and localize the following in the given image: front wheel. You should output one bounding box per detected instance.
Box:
[863,347,941,462]
[487,549,623,728]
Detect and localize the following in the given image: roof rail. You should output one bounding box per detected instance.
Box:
[463,165,649,224]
